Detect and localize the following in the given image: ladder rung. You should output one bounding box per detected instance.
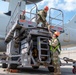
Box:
[41,55,49,57]
[40,38,48,40]
[41,48,49,51]
[40,42,48,45]
[40,60,50,62]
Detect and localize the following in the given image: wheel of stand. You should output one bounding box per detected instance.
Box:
[2,57,7,68]
[72,68,76,74]
[32,66,39,69]
[48,66,54,72]
[2,63,8,68]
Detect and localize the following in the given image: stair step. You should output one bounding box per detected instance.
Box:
[41,55,49,57]
[40,60,50,63]
[40,42,48,45]
[37,36,50,62]
[41,48,49,51]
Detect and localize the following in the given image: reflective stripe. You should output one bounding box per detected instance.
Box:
[50,45,59,52]
[50,38,61,53]
[50,45,60,53]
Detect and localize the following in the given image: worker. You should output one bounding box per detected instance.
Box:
[49,31,61,75]
[37,6,49,28]
[20,10,25,20]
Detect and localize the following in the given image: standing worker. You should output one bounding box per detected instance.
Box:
[37,6,49,28]
[49,31,61,75]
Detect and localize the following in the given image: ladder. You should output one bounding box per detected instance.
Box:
[37,37,50,63]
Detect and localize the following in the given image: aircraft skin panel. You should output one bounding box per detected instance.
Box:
[2,0,42,4]
[58,14,76,48]
[65,15,76,29]
[0,13,10,52]
[0,13,10,37]
[59,27,76,47]
[2,0,10,2]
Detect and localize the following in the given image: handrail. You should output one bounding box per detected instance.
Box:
[30,6,36,19]
[49,8,64,22]
[49,8,64,32]
[26,0,38,22]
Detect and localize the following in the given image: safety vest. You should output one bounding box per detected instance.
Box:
[50,38,61,54]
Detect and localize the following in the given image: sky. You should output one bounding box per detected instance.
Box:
[0,0,76,23]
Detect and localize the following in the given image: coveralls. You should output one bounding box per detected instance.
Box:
[49,38,61,75]
[37,10,48,27]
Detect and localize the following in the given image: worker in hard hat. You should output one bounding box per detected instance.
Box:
[49,31,60,47]
[49,31,61,75]
[37,6,49,28]
[20,10,25,20]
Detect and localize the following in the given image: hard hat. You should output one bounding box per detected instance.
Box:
[44,6,49,11]
[54,31,60,36]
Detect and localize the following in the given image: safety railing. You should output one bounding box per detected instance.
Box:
[26,1,38,23]
[49,8,64,32]
[6,0,38,36]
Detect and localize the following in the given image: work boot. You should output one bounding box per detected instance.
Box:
[53,72,61,75]
[50,73,54,75]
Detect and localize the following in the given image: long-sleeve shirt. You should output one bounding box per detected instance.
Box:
[37,10,47,22]
[49,38,58,47]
